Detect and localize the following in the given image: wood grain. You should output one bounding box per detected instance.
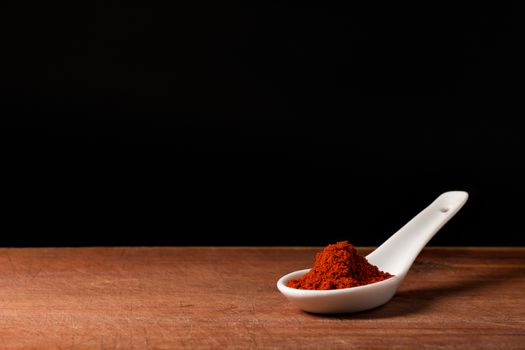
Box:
[1,247,524,349]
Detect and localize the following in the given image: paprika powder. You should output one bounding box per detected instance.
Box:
[287,241,393,290]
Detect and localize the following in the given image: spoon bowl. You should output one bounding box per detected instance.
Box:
[277,269,407,314]
[277,191,469,314]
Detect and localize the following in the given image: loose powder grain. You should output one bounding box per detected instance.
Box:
[287,241,394,290]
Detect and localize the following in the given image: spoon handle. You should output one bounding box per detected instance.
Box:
[366,191,469,274]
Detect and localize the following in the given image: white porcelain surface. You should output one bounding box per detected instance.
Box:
[277,191,469,314]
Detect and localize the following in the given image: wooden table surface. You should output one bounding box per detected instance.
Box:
[1,247,524,349]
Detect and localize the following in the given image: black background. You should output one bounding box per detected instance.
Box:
[1,2,522,246]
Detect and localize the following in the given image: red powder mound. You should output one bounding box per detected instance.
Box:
[287,241,394,290]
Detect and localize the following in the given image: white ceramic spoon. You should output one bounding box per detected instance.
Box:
[277,191,469,314]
